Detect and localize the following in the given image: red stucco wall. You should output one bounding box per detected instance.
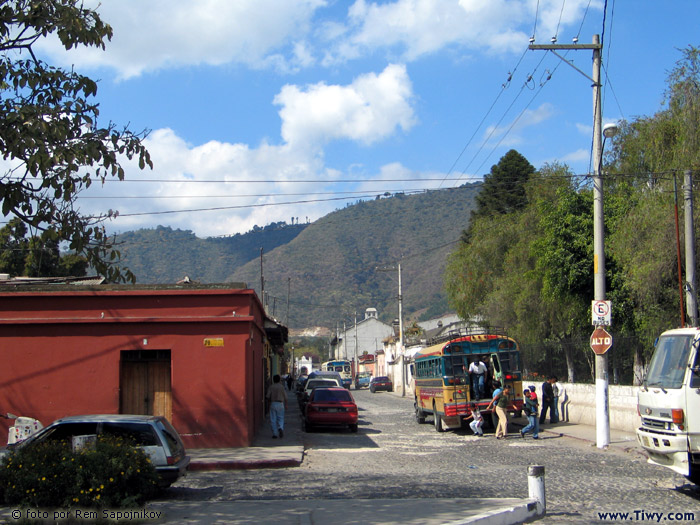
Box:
[0,286,270,449]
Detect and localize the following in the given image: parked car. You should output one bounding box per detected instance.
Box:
[369,376,393,393]
[0,414,190,487]
[299,378,342,411]
[354,371,372,389]
[303,387,358,433]
[307,370,345,387]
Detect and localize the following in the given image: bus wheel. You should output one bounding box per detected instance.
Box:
[433,405,445,433]
[688,462,700,485]
[415,402,426,424]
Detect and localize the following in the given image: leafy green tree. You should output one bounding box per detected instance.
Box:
[0,1,152,282]
[0,218,87,277]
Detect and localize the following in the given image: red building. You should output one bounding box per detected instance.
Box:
[0,283,287,448]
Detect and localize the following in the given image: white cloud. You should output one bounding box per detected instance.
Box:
[274,64,416,148]
[35,0,601,78]
[80,127,334,237]
[326,0,601,64]
[38,0,327,78]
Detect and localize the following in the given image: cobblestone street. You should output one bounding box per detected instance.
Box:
[164,389,700,524]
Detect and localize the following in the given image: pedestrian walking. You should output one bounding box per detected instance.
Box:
[464,402,484,436]
[520,387,539,439]
[266,374,288,439]
[487,384,511,439]
[539,377,555,425]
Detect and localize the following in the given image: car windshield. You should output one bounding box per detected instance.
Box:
[373,377,389,382]
[312,389,352,402]
[645,334,694,389]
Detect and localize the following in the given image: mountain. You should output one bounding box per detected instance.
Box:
[115,185,479,330]
[117,222,308,284]
[227,185,479,329]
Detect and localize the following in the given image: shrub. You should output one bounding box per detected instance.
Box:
[0,435,160,508]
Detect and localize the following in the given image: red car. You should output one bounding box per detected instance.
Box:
[303,387,358,433]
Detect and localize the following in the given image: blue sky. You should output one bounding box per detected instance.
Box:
[30,0,700,238]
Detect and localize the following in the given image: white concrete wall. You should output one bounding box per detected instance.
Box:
[557,382,640,432]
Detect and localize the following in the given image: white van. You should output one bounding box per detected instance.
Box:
[636,327,700,484]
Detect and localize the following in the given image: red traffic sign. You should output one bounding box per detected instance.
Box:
[590,326,612,355]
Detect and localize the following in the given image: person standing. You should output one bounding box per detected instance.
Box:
[551,377,560,423]
[266,374,288,439]
[469,357,488,399]
[487,384,511,439]
[539,377,555,425]
[520,388,539,439]
[464,402,484,436]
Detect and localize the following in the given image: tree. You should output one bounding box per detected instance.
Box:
[0,1,152,282]
[0,218,87,277]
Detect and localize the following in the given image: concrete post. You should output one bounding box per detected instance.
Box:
[528,465,546,516]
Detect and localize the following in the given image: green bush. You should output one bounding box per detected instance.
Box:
[0,435,160,508]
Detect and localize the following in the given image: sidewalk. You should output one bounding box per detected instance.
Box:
[175,389,642,525]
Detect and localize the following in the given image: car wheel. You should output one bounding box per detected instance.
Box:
[349,424,358,433]
[303,420,313,433]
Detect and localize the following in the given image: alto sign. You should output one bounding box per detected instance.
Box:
[590,326,613,355]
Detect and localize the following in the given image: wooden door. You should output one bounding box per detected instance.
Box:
[120,350,172,421]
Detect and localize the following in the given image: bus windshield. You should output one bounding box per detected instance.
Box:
[645,334,693,389]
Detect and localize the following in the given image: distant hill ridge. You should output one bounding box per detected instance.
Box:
[117,185,479,329]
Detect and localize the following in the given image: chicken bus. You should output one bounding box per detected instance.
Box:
[411,329,524,432]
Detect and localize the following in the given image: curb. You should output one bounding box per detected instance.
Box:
[189,458,302,471]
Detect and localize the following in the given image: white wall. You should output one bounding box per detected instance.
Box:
[557,382,640,432]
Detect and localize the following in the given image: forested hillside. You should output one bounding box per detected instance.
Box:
[228,185,479,329]
[113,185,479,329]
[116,222,308,284]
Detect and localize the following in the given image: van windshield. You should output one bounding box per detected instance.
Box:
[645,334,693,389]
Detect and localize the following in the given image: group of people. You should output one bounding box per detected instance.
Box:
[463,376,561,440]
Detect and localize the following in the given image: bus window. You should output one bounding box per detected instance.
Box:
[645,335,693,389]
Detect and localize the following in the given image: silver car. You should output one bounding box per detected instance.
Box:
[2,414,190,487]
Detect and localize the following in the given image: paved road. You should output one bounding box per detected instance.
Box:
[163,389,700,524]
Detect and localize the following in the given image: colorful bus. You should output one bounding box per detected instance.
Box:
[411,330,524,432]
[321,360,353,389]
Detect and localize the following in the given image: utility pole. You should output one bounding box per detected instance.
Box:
[530,34,610,448]
[398,263,405,397]
[376,263,405,396]
[685,170,699,327]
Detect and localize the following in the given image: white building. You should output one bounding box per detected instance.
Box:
[333,308,395,361]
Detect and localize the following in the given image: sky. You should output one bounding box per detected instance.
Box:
[26,0,700,238]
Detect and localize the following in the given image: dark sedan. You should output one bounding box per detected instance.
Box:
[369,376,393,393]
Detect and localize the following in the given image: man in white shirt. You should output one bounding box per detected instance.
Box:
[468,357,488,400]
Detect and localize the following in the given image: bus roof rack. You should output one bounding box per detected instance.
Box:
[427,326,508,347]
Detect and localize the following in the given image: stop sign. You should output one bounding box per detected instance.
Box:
[590,326,612,355]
